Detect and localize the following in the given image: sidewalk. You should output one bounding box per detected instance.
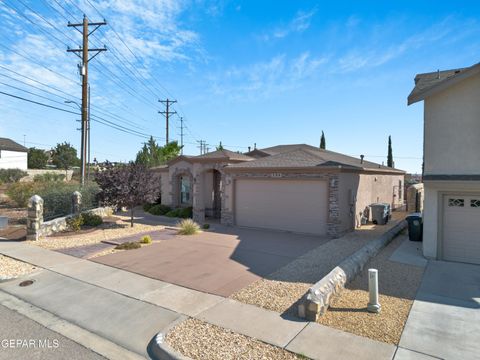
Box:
[0,241,397,359]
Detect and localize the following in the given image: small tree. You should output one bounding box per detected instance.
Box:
[51,142,80,176]
[95,162,160,227]
[216,141,224,151]
[28,147,49,169]
[320,131,326,150]
[387,135,393,168]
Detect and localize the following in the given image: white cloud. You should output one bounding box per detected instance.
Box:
[262,8,317,41]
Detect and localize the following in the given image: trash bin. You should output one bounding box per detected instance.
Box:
[370,203,389,225]
[406,213,423,242]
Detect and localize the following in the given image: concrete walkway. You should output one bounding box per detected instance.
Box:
[0,241,398,359]
[398,260,480,360]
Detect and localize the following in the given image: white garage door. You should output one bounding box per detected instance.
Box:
[235,179,328,235]
[443,195,480,264]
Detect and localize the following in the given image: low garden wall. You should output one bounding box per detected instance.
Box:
[298,220,407,321]
[23,169,74,182]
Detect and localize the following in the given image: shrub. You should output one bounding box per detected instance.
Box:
[143,203,154,212]
[81,212,103,227]
[33,173,65,183]
[6,182,38,207]
[0,168,28,184]
[165,207,192,219]
[177,219,200,235]
[66,215,84,231]
[115,241,141,250]
[148,204,171,216]
[139,235,152,244]
[202,223,210,230]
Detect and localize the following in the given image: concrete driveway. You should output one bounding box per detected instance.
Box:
[398,260,480,359]
[93,226,327,297]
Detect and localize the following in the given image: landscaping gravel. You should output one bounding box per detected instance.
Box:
[0,255,37,280]
[166,318,301,360]
[231,215,405,314]
[316,235,424,344]
[28,220,163,250]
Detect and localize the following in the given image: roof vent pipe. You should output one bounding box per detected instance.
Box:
[248,146,251,152]
[437,69,440,79]
[360,155,364,164]
[254,143,257,149]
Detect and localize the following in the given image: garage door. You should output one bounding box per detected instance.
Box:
[235,179,328,235]
[443,195,480,264]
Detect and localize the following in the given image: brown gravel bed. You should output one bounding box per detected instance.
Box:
[27,221,163,250]
[231,215,405,314]
[0,255,37,280]
[316,235,424,344]
[166,318,301,360]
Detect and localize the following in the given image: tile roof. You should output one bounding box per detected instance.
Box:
[195,149,254,161]
[0,137,28,152]
[227,146,404,173]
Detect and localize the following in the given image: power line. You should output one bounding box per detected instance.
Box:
[0,90,80,115]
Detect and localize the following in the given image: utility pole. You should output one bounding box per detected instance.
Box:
[159,99,177,145]
[197,140,206,155]
[178,116,184,154]
[87,84,91,181]
[67,15,107,186]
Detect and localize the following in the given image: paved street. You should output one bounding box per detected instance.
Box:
[0,304,105,360]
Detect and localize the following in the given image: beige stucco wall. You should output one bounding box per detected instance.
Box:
[0,150,27,170]
[338,173,358,234]
[423,181,480,259]
[424,72,480,175]
[350,173,404,227]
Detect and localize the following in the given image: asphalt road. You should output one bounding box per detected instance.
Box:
[0,304,106,360]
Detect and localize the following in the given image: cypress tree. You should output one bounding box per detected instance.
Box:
[387,135,393,167]
[320,131,326,149]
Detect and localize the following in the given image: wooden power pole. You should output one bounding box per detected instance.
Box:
[67,15,106,186]
[159,99,177,145]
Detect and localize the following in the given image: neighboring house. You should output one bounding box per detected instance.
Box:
[154,144,404,238]
[408,62,480,264]
[0,137,28,170]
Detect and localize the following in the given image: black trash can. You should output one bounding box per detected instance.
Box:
[406,213,423,242]
[370,203,389,225]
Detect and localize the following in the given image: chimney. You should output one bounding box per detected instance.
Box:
[360,155,364,164]
[248,146,251,152]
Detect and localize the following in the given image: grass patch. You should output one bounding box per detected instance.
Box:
[177,219,200,235]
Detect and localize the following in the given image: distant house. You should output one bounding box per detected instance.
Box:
[0,137,28,170]
[154,144,404,238]
[408,62,480,264]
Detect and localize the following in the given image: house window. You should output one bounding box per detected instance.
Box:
[448,198,464,207]
[471,199,480,208]
[180,176,191,205]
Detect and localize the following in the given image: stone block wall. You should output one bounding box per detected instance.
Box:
[406,183,424,213]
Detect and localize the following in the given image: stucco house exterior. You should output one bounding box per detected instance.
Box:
[408,62,480,264]
[0,137,28,170]
[155,144,404,238]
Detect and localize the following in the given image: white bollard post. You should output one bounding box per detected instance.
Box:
[367,268,381,313]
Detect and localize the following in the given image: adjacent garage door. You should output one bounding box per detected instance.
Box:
[443,194,480,264]
[235,179,328,235]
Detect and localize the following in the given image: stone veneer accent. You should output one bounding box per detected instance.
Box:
[298,220,407,321]
[221,172,341,237]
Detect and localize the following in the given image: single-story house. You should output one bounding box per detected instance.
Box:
[0,137,28,170]
[408,62,480,264]
[155,144,405,238]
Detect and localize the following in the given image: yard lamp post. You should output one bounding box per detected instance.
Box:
[367,268,381,313]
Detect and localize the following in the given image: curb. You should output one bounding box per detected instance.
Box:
[147,316,191,360]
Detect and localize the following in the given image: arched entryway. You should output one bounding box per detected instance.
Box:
[172,172,193,207]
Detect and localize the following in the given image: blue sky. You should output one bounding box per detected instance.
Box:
[1,0,480,173]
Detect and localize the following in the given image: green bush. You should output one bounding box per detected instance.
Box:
[139,235,152,244]
[33,173,65,183]
[0,168,28,184]
[148,204,171,216]
[6,182,38,207]
[66,215,84,231]
[177,219,200,235]
[202,223,210,230]
[165,206,192,219]
[143,203,154,212]
[81,212,103,227]
[115,241,141,250]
